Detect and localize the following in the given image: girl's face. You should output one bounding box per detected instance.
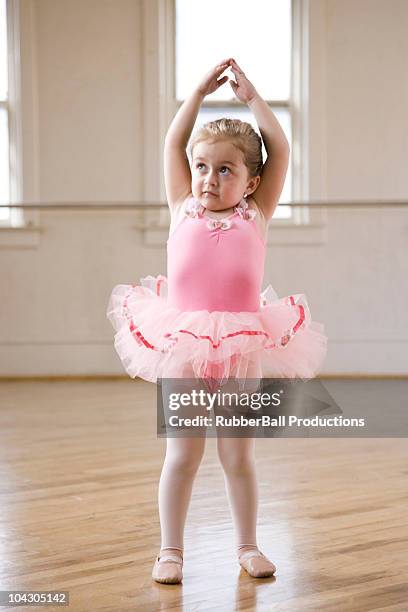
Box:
[191,140,259,211]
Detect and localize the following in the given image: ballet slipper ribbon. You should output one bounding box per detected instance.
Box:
[157,554,183,564]
[239,550,265,562]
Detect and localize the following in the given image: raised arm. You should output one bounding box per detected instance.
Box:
[229,59,290,220]
[164,60,231,210]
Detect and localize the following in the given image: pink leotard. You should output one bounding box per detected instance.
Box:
[107,195,327,384]
[166,197,267,313]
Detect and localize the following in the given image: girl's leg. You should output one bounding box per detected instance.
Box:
[217,435,276,577]
[158,435,206,551]
[153,435,206,584]
[158,369,208,552]
[217,436,258,547]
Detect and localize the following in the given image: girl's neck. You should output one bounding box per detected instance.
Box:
[203,201,238,214]
[204,205,235,218]
[214,205,234,213]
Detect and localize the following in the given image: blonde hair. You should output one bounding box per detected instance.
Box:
[188,118,263,177]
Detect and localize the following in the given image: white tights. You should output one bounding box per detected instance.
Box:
[158,434,258,552]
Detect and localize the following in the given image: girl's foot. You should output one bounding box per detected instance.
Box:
[238,545,276,578]
[152,547,183,584]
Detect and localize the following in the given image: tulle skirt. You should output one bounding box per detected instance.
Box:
[106,275,328,389]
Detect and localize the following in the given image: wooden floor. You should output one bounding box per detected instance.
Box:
[0,379,407,611]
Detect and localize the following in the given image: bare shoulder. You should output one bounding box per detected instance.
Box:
[168,192,193,214]
[246,196,269,243]
[248,196,267,221]
[168,192,194,238]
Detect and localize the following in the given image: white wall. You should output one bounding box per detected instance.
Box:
[36,0,143,201]
[0,0,407,376]
[325,0,408,199]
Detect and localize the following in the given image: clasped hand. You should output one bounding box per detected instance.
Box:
[197,58,258,104]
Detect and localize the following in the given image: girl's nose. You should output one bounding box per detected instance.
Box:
[207,171,218,185]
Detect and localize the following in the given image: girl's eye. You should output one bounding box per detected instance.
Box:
[195,164,230,174]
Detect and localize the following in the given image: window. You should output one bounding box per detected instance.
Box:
[175,0,292,218]
[0,0,26,230]
[0,0,10,224]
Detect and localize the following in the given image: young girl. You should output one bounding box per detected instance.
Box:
[107,58,327,584]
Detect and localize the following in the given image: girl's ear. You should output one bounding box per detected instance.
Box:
[247,176,261,194]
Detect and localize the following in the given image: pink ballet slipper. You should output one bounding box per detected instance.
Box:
[152,550,183,584]
[239,548,277,578]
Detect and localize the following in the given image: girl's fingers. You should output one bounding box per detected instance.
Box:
[216,63,229,73]
[231,58,244,74]
[230,61,242,74]
[230,65,243,80]
[216,58,232,71]
[216,75,228,87]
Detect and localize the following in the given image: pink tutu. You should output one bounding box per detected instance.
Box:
[107,275,327,385]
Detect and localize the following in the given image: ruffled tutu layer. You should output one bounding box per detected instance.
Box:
[107,275,327,387]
